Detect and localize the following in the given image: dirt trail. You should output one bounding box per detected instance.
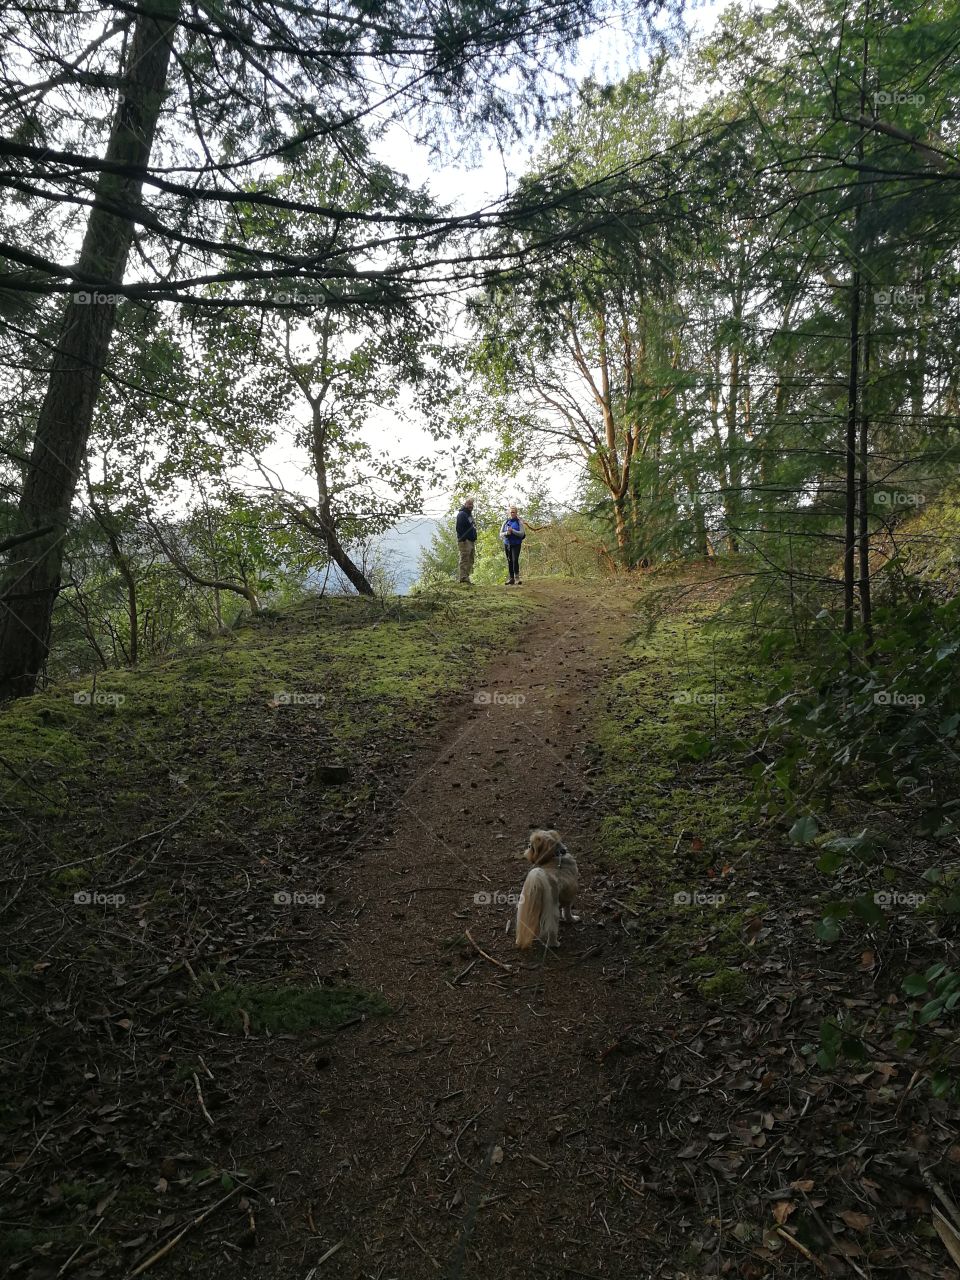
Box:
[244,581,654,1280]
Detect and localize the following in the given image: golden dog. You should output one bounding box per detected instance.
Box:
[515,828,579,949]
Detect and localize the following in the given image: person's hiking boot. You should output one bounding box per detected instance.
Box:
[505,579,515,586]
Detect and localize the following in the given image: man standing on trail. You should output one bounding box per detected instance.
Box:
[456,497,478,585]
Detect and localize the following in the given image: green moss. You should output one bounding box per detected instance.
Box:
[593,600,763,867]
[698,968,748,1003]
[59,1180,105,1207]
[916,870,960,918]
[587,571,773,1010]
[198,982,389,1034]
[51,865,92,888]
[0,586,535,864]
[0,1226,85,1260]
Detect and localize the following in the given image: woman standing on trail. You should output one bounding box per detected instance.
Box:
[501,505,529,586]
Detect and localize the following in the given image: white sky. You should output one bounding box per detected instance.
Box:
[258,0,740,524]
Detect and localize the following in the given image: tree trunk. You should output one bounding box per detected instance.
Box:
[858,322,873,654]
[612,494,629,566]
[724,304,742,554]
[692,490,708,558]
[0,1,179,698]
[844,271,862,637]
[145,514,260,616]
[845,5,869,640]
[92,510,139,665]
[313,414,375,597]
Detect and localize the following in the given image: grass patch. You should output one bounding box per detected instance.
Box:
[595,586,764,874]
[0,585,535,860]
[591,566,769,1000]
[697,967,749,1004]
[198,982,390,1034]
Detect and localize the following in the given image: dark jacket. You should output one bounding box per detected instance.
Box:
[456,506,477,542]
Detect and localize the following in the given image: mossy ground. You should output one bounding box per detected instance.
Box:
[199,981,389,1034]
[592,565,771,1005]
[0,585,534,855]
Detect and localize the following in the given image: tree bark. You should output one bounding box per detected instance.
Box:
[0,0,179,698]
[845,2,869,640]
[90,506,139,665]
[312,413,375,597]
[724,290,743,554]
[858,317,873,655]
[612,494,629,562]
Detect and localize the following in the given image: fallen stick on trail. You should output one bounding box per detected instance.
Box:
[465,928,513,972]
[125,1186,241,1278]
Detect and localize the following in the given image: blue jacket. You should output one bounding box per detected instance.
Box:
[501,517,524,548]
[456,507,477,541]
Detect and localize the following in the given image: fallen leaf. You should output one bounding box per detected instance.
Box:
[838,1210,872,1232]
[95,1187,118,1216]
[772,1201,796,1225]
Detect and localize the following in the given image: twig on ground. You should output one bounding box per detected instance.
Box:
[192,1072,215,1128]
[800,1191,870,1279]
[396,1129,428,1178]
[465,928,512,972]
[314,1239,345,1268]
[125,1186,241,1278]
[405,1227,440,1269]
[923,1169,960,1232]
[775,1227,828,1273]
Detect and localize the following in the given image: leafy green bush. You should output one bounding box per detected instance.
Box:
[760,593,960,834]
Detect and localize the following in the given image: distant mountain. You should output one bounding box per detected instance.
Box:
[374,516,443,593]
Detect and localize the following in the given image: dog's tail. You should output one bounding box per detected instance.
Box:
[516,868,550,949]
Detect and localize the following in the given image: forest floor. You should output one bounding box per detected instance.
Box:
[1,568,956,1280]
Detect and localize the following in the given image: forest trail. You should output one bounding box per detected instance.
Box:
[6,571,949,1280]
[248,579,654,1280]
